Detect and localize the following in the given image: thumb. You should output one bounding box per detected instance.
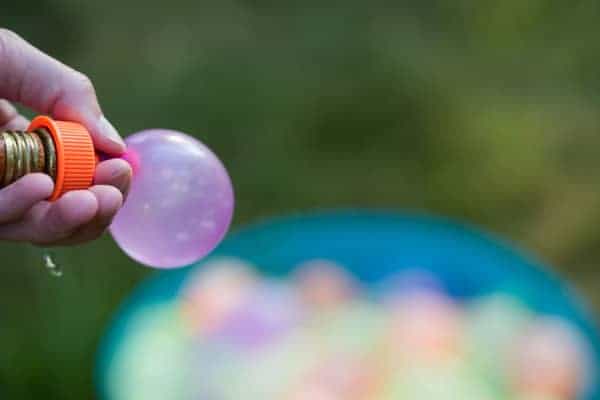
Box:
[0,28,125,155]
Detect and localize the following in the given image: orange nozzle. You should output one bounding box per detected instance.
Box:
[27,116,96,201]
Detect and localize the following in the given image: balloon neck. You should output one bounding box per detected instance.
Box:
[96,149,139,175]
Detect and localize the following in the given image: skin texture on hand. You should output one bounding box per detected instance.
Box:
[0,28,131,246]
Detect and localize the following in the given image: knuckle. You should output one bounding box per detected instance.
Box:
[0,28,21,44]
[2,178,24,200]
[73,72,96,96]
[45,210,68,237]
[0,29,16,59]
[0,99,17,120]
[29,225,52,246]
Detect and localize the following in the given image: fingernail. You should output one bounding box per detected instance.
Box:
[97,116,126,152]
[111,162,131,197]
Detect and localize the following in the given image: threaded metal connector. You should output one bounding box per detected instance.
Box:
[0,128,56,188]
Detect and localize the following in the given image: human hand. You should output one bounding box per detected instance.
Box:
[0,28,131,246]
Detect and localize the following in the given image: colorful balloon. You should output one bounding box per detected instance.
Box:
[103,257,596,400]
[510,317,589,398]
[294,259,357,310]
[214,282,301,350]
[110,130,234,268]
[104,302,193,400]
[387,288,464,364]
[180,258,257,334]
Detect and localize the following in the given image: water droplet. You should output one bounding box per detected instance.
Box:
[42,251,62,277]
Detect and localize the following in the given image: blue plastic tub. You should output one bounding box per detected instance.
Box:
[97,211,600,399]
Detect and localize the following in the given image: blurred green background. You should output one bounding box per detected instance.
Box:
[3,0,600,398]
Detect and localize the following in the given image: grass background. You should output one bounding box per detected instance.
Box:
[3,1,600,398]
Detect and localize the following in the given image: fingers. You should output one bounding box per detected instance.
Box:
[0,99,28,130]
[54,185,123,246]
[51,159,132,245]
[0,153,131,246]
[0,190,98,245]
[0,28,131,248]
[0,181,125,246]
[0,173,53,224]
[0,29,125,155]
[52,159,130,245]
[93,158,132,197]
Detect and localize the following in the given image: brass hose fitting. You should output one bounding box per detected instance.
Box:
[0,128,56,187]
[0,116,96,200]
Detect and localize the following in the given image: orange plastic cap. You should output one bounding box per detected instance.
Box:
[28,116,96,200]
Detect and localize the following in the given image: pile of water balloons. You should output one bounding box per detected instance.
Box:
[104,258,596,400]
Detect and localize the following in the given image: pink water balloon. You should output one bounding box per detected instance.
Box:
[110,129,234,269]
